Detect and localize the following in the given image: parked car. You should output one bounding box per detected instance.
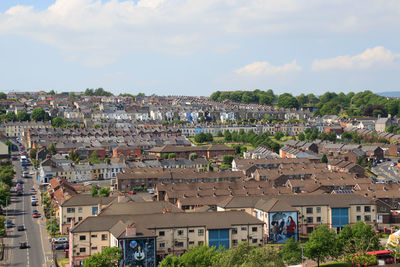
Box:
[32,211,40,218]
[17,225,24,231]
[53,237,68,244]
[6,219,12,228]
[55,243,69,250]
[19,242,28,249]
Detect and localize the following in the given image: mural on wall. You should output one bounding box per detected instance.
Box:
[269,211,298,244]
[119,238,156,267]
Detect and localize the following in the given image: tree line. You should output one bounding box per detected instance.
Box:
[211,90,400,117]
[158,222,381,267]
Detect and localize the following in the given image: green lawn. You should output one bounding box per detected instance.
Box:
[316,262,351,267]
[57,258,69,267]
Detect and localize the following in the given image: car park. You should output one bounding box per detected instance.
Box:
[17,225,24,231]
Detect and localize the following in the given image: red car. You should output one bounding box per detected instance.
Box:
[32,211,40,218]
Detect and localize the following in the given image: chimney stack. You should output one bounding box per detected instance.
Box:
[125,224,137,237]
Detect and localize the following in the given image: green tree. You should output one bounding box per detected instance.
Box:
[0,92,6,99]
[49,143,56,155]
[0,182,10,207]
[29,148,37,160]
[46,218,59,236]
[160,245,221,267]
[51,116,66,127]
[274,131,284,141]
[31,107,46,121]
[89,151,102,164]
[205,133,213,142]
[280,237,303,265]
[16,111,30,121]
[91,185,98,197]
[217,130,223,137]
[195,132,207,143]
[168,153,176,159]
[83,247,122,267]
[304,224,337,267]
[189,153,198,160]
[48,90,56,95]
[298,132,305,141]
[224,131,232,142]
[98,187,110,197]
[337,221,380,255]
[5,111,16,122]
[277,93,299,109]
[222,155,234,166]
[68,150,80,163]
[213,242,284,267]
[321,154,328,164]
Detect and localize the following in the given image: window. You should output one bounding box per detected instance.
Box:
[364,206,371,212]
[188,229,194,233]
[189,241,195,245]
[80,235,86,241]
[91,234,97,238]
[174,241,184,247]
[198,241,204,245]
[307,227,313,234]
[78,217,82,221]
[67,217,72,223]
[316,207,321,213]
[364,215,371,222]
[356,206,361,212]
[177,230,184,236]
[67,208,75,213]
[198,229,204,236]
[306,217,313,223]
[78,207,83,213]
[306,207,313,214]
[252,227,258,232]
[159,231,165,236]
[357,216,361,221]
[252,238,257,244]
[159,243,165,248]
[241,239,247,242]
[91,247,97,250]
[317,217,321,223]
[232,239,238,246]
[101,234,107,241]
[80,248,86,253]
[241,227,247,231]
[232,228,238,235]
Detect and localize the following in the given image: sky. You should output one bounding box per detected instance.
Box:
[0,0,400,96]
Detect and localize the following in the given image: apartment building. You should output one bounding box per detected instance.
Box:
[217,194,377,238]
[69,211,264,266]
[59,194,116,234]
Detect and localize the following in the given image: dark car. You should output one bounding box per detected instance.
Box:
[19,242,28,249]
[17,225,24,231]
[6,219,12,228]
[55,243,69,250]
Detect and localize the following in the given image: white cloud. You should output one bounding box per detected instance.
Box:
[235,60,301,76]
[312,46,400,71]
[0,0,400,66]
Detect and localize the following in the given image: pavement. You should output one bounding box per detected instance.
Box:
[2,142,53,267]
[372,160,399,182]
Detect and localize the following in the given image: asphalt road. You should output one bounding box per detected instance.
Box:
[372,160,399,181]
[7,145,45,267]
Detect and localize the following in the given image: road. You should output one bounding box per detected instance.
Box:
[6,144,46,267]
[372,160,399,182]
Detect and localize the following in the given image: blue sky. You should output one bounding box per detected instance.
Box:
[0,0,399,96]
